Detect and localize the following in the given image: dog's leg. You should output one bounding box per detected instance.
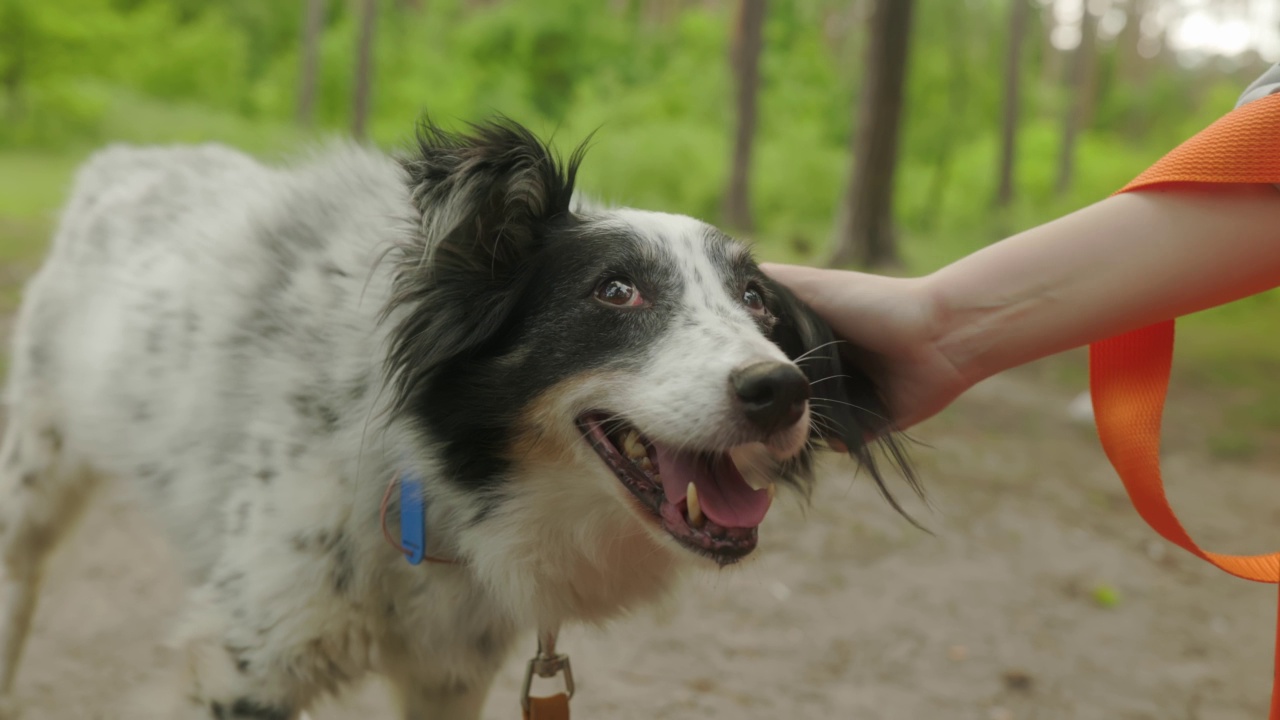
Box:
[123,539,381,720]
[0,420,95,719]
[392,674,496,720]
[120,615,305,720]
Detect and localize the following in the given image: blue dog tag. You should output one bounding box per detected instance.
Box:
[399,475,426,565]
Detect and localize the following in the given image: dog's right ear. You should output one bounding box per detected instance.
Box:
[383,118,587,413]
[761,276,924,524]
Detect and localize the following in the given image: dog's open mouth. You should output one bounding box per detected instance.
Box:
[577,413,772,566]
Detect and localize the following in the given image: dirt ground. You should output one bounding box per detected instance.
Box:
[5,358,1279,720]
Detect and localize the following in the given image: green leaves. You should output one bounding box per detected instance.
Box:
[0,0,1262,260]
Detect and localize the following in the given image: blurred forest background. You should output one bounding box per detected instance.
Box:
[1,0,1280,449]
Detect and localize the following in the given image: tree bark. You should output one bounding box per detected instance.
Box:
[1055,4,1097,197]
[919,0,968,232]
[0,1,27,122]
[297,0,326,127]
[722,0,766,233]
[830,0,913,269]
[995,0,1028,208]
[1039,3,1062,90]
[351,0,378,140]
[1117,0,1144,82]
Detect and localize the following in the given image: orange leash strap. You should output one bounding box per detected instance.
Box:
[1089,91,1280,717]
[523,694,570,720]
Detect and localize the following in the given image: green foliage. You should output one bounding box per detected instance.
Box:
[1,0,1260,238]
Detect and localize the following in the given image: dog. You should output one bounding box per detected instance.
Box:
[0,118,914,719]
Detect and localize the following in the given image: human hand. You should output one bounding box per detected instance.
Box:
[761,263,970,432]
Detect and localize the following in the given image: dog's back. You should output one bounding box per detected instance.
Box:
[5,144,401,565]
[0,143,516,719]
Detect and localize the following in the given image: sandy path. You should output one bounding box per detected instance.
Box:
[5,363,1277,719]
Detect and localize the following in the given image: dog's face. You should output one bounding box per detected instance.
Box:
[386,120,914,567]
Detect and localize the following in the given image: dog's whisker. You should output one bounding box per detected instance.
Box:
[810,398,890,423]
[791,339,846,364]
[808,415,850,441]
[808,373,856,386]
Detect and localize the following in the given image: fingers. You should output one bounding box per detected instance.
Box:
[759,263,868,322]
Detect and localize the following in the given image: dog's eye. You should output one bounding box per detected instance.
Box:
[595,277,644,308]
[742,283,767,314]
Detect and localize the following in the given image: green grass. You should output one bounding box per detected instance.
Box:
[0,153,82,223]
[0,90,320,265]
[93,90,314,156]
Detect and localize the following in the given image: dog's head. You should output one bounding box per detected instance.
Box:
[385,119,917,568]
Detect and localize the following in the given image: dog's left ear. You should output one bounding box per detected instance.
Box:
[399,117,585,276]
[383,118,586,412]
[761,277,922,519]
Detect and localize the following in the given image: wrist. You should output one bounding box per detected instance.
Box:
[919,263,1032,389]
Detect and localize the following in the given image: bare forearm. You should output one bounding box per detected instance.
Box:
[927,184,1280,385]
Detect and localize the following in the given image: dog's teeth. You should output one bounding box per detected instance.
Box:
[686,483,703,528]
[767,482,776,500]
[637,456,654,473]
[621,430,646,459]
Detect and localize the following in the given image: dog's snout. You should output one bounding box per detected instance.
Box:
[730,361,810,435]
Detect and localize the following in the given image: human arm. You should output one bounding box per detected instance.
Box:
[763,183,1280,430]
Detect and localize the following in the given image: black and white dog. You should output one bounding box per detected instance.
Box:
[0,119,913,719]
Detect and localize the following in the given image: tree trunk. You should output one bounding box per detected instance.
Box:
[830,0,913,269]
[297,0,326,126]
[1055,4,1097,197]
[351,0,378,140]
[919,0,968,232]
[995,0,1028,208]
[1077,5,1101,130]
[722,0,766,233]
[0,1,27,122]
[1039,3,1062,90]
[1117,0,1144,81]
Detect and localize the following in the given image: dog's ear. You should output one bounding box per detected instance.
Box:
[384,118,586,412]
[400,117,584,274]
[762,277,923,522]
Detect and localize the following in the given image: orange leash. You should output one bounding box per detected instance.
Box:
[1090,91,1280,717]
[523,694,570,720]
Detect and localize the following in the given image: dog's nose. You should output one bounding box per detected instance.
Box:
[730,361,810,435]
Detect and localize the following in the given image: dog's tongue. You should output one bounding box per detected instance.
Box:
[654,446,770,528]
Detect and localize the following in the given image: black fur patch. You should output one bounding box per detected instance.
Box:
[331,539,354,595]
[225,643,252,673]
[476,629,499,660]
[384,119,688,498]
[210,698,290,720]
[233,500,251,535]
[288,391,341,434]
[40,426,62,453]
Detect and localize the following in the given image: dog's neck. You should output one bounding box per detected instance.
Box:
[373,413,686,630]
[409,461,685,631]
